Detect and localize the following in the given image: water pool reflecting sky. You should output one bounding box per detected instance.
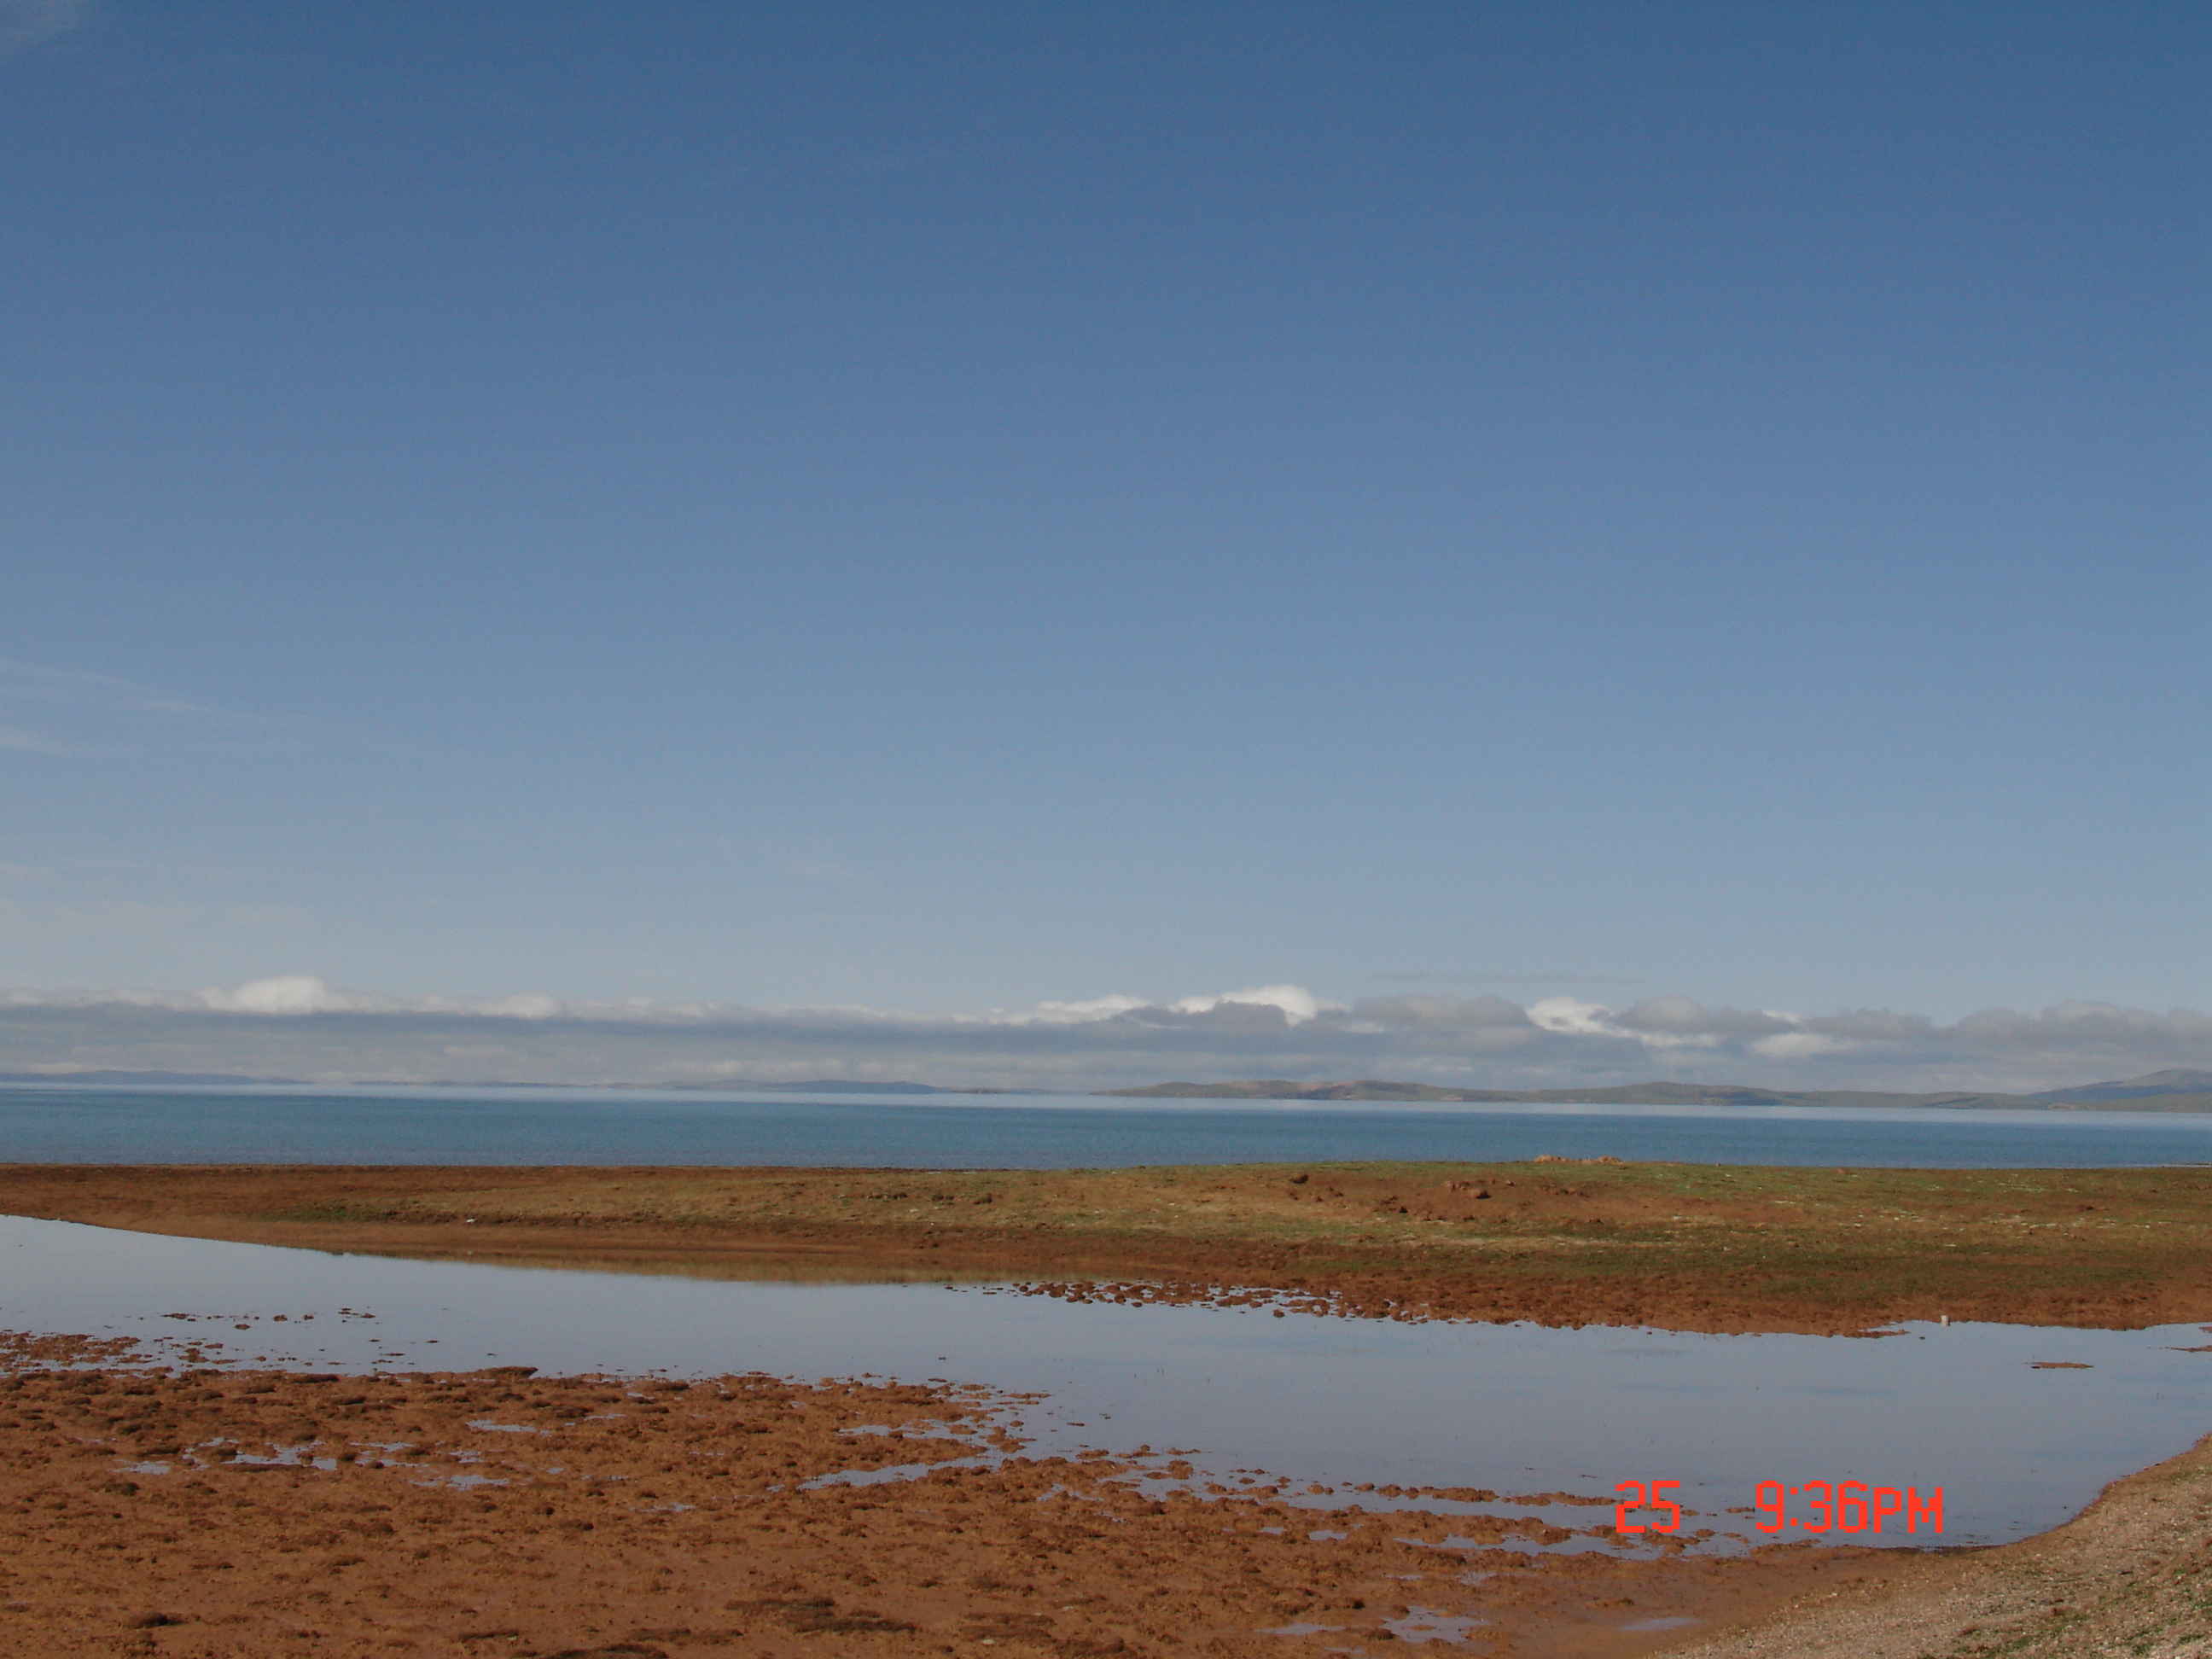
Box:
[6,1214,2208,1550]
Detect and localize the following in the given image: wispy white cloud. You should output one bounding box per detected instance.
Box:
[0,977,2204,1093]
[1169,984,1336,1025]
[0,0,96,65]
[0,659,282,727]
[0,659,306,760]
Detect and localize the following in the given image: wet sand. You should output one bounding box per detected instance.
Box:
[9,1160,2212,1335]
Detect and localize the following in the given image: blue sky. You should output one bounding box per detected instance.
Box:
[1,2,2204,1087]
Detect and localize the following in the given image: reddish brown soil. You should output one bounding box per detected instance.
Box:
[0,1339,1911,1659]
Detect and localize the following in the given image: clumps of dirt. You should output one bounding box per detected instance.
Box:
[0,1358,1901,1659]
[0,1330,146,1368]
[726,1596,917,1633]
[1002,1274,1910,1336]
[1009,1278,1349,1319]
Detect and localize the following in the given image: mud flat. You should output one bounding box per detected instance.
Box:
[0,1337,1911,1659]
[9,1160,2212,1334]
[8,1338,2212,1659]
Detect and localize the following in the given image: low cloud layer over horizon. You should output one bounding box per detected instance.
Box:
[3,977,2206,1096]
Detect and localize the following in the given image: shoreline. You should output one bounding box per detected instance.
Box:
[1668,1424,2212,1658]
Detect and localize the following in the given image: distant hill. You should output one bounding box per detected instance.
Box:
[0,1072,1038,1096]
[0,1069,304,1086]
[2024,1069,2212,1103]
[649,1080,1049,1096]
[653,1079,953,1095]
[1101,1072,2212,1112]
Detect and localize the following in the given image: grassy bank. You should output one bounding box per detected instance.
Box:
[6,1159,2212,1333]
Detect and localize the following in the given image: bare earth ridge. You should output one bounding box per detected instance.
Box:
[8,1160,2212,1334]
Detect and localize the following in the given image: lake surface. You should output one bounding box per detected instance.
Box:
[4,1082,2211,1167]
[5,1214,2209,1552]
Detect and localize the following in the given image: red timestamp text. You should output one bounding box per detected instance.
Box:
[1755,1481,1942,1535]
[1613,1480,1943,1535]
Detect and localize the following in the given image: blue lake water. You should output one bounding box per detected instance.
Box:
[3,1082,2210,1167]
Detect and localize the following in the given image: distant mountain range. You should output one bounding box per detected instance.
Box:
[0,1072,1036,1096]
[1101,1069,2212,1113]
[7,1068,2209,1111]
[0,1069,306,1086]
[652,1079,993,1095]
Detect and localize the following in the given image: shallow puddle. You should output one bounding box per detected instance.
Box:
[5,1213,2209,1551]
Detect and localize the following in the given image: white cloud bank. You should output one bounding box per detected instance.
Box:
[0,977,2206,1094]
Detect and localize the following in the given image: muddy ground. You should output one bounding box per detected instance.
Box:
[8,1160,2212,1334]
[0,1341,1906,1659]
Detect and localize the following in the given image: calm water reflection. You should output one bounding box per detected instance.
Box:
[5,1214,2208,1551]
